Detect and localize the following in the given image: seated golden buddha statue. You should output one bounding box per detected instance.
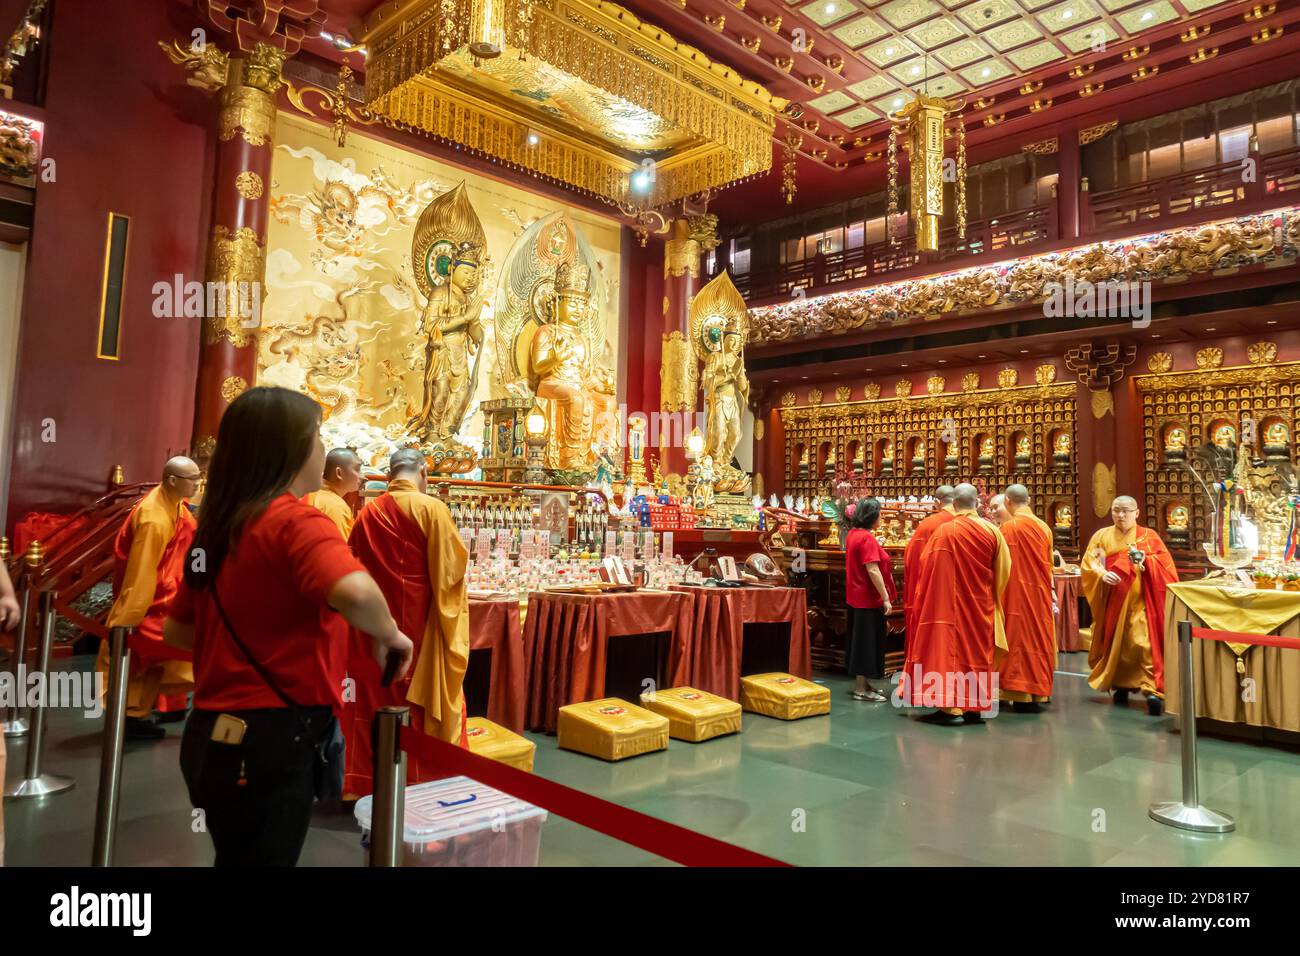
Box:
[1164,425,1188,462]
[1263,421,1290,462]
[978,435,995,473]
[1053,431,1071,467]
[1213,423,1237,450]
[529,262,602,472]
[880,439,895,475]
[911,439,926,469]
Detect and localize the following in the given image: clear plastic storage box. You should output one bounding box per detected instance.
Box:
[354,776,548,867]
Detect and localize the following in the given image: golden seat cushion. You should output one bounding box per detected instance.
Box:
[639,686,742,742]
[465,717,536,773]
[740,673,831,721]
[557,698,669,761]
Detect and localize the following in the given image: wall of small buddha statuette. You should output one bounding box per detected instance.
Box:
[778,365,1081,549]
[1135,342,1298,556]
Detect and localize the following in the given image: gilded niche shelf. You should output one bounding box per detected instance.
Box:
[780,381,1080,549]
[1136,356,1299,559]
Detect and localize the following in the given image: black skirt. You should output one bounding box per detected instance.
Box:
[847,606,887,680]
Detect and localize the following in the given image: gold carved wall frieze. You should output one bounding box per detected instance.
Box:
[1196,347,1224,369]
[778,381,1077,424]
[748,208,1290,345]
[1148,352,1173,373]
[1135,359,1300,393]
[835,385,852,403]
[1248,341,1278,365]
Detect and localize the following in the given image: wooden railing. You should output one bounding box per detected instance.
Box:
[728,204,1056,300]
[4,483,153,643]
[722,146,1300,304]
[1084,145,1300,234]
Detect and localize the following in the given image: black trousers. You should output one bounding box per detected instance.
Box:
[181,706,332,867]
[846,606,886,680]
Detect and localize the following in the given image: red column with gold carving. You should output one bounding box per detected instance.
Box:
[190,46,283,460]
[1065,342,1137,547]
[658,216,719,479]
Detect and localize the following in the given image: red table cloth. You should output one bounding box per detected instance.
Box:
[469,597,527,733]
[672,585,810,699]
[1053,574,1083,652]
[523,590,694,733]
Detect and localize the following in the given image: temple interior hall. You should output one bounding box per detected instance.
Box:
[2,0,1300,879]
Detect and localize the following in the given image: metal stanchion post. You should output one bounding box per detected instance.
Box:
[92,627,131,865]
[1149,620,1234,833]
[2,541,43,738]
[4,589,75,798]
[369,705,409,867]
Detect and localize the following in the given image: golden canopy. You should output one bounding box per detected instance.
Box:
[359,0,785,208]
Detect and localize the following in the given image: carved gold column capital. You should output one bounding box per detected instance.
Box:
[664,218,702,278]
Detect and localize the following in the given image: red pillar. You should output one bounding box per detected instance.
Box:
[190,48,282,461]
[1058,124,1081,241]
[658,218,714,477]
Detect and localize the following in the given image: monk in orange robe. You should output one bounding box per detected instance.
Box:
[343,447,469,797]
[998,484,1057,712]
[97,457,202,739]
[902,485,955,660]
[1082,495,1179,716]
[899,483,1010,725]
[303,447,361,539]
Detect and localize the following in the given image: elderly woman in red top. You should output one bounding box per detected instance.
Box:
[165,387,413,867]
[844,497,897,702]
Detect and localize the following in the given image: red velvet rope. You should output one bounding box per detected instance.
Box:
[398,726,791,868]
[1190,626,1300,651]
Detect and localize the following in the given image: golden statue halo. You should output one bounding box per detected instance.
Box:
[411,181,487,299]
[689,269,749,363]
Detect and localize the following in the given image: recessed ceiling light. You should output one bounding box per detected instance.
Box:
[893,97,904,108]
[911,65,922,75]
[978,354,986,358]
[901,364,909,368]
[1206,327,1216,332]
[1141,9,1153,20]
[1267,320,1277,325]
[981,67,991,77]
[1152,334,1161,339]
[884,46,896,56]
[802,376,809,379]
[938,359,947,363]
[826,2,837,13]
[1020,349,1028,353]
[1062,8,1073,19]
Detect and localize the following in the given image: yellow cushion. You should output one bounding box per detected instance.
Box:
[740,673,831,720]
[557,698,669,761]
[465,717,536,773]
[640,687,742,742]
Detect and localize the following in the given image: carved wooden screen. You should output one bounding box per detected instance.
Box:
[1135,354,1300,556]
[779,381,1080,547]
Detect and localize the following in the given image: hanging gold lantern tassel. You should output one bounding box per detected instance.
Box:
[469,0,506,63]
[956,116,967,241]
[887,122,899,246]
[439,0,459,56]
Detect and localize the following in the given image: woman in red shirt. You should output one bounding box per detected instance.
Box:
[165,387,413,867]
[844,497,896,702]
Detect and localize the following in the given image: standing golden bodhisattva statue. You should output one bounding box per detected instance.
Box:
[406,182,487,444]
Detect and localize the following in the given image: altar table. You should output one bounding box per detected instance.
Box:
[467,597,527,733]
[1164,580,1300,741]
[523,590,694,733]
[1053,574,1083,652]
[671,585,810,699]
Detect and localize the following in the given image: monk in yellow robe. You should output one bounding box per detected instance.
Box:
[343,447,469,796]
[97,457,202,739]
[903,485,956,661]
[998,484,1058,712]
[303,447,361,539]
[1083,495,1179,716]
[900,484,1010,725]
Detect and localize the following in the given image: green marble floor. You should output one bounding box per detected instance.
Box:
[5,654,1300,866]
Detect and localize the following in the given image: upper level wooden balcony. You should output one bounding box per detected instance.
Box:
[725,144,1300,306]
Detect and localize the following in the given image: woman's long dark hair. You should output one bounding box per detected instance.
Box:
[850,496,882,531]
[186,387,322,590]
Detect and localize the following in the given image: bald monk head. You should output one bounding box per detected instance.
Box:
[934,485,956,505]
[1110,495,1140,534]
[952,483,979,513]
[1005,484,1030,511]
[388,447,428,494]
[323,447,362,496]
[989,493,1011,526]
[161,456,201,504]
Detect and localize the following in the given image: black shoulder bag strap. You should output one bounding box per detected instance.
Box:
[209,585,312,734]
